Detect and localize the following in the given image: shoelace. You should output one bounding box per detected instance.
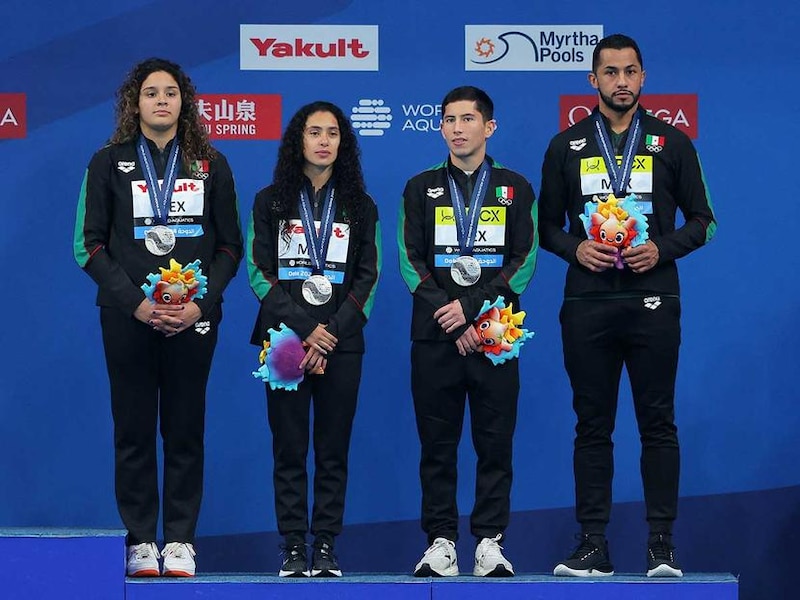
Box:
[315,544,337,561]
[281,544,306,564]
[425,538,454,557]
[162,542,196,560]
[570,535,601,560]
[477,534,504,560]
[648,535,676,562]
[132,542,160,560]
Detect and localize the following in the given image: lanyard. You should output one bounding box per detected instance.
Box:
[446,160,491,256]
[592,110,642,197]
[298,184,337,275]
[136,135,181,225]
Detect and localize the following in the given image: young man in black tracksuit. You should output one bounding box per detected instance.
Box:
[538,34,717,578]
[399,86,538,578]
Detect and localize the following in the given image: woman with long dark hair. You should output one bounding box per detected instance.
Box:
[74,57,242,577]
[248,101,381,577]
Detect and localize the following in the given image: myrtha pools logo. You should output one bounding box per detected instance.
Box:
[466,25,602,71]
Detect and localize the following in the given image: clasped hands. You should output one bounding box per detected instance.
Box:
[135,299,202,338]
[434,299,481,357]
[300,324,337,374]
[576,239,659,273]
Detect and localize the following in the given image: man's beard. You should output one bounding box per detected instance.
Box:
[599,89,640,114]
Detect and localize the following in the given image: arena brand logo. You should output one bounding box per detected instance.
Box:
[559,94,699,139]
[0,93,26,139]
[350,99,392,137]
[241,25,379,71]
[644,296,662,310]
[197,94,281,140]
[465,25,602,71]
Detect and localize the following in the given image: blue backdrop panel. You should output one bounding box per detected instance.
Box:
[0,2,797,600]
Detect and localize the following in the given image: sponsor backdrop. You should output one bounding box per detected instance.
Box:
[0,1,796,598]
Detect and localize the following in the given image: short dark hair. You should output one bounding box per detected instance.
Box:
[441,86,494,122]
[592,34,644,72]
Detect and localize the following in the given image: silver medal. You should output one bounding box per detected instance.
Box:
[451,255,481,286]
[302,274,333,306]
[144,225,176,256]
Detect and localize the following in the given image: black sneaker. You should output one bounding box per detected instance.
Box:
[553,534,614,577]
[279,543,309,577]
[646,534,683,577]
[311,542,342,577]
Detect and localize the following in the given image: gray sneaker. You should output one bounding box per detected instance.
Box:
[474,534,514,577]
[413,537,459,577]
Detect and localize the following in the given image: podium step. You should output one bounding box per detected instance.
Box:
[126,573,738,600]
[0,528,126,600]
[0,529,737,600]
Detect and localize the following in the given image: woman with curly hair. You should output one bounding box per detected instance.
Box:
[248,101,381,577]
[74,58,242,577]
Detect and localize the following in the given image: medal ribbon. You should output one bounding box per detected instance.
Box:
[446,160,491,257]
[592,109,642,197]
[136,135,181,226]
[298,185,337,275]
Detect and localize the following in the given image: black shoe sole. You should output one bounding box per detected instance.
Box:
[414,564,456,577]
[479,564,514,577]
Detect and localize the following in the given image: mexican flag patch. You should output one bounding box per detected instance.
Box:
[191,159,209,179]
[496,186,514,200]
[645,134,665,147]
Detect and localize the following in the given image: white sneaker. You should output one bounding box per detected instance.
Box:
[474,534,514,577]
[126,542,160,577]
[413,537,459,577]
[162,542,196,577]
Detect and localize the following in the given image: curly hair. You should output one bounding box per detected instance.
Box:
[109,57,215,162]
[271,101,367,240]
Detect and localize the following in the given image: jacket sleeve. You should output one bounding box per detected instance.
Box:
[651,135,717,262]
[327,197,381,339]
[247,189,319,341]
[538,137,584,265]
[458,178,539,321]
[397,179,451,313]
[194,153,243,315]
[73,150,147,316]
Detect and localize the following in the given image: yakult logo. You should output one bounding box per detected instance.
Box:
[241,25,379,71]
[559,94,699,139]
[466,25,602,71]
